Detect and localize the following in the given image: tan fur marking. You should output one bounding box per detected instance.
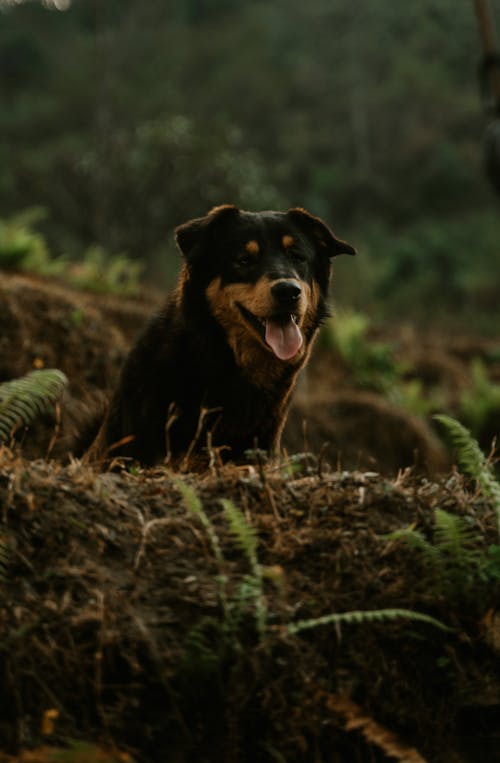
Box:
[301,280,321,336]
[282,234,294,248]
[206,277,312,390]
[245,240,260,255]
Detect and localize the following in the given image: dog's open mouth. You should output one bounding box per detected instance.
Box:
[237,303,303,361]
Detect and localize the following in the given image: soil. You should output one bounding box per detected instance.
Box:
[0,272,500,763]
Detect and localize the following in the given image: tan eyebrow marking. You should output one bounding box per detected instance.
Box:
[282,235,294,248]
[245,240,260,254]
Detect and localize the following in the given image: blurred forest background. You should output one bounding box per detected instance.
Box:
[1,0,500,327]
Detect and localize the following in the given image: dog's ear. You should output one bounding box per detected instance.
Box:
[287,208,356,258]
[175,205,239,259]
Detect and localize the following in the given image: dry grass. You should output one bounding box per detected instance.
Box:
[0,448,499,762]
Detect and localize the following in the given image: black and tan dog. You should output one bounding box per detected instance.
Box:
[84,205,355,467]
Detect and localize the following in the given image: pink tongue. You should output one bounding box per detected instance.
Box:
[265,317,303,360]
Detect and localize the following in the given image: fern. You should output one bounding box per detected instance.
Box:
[387,526,441,561]
[285,608,452,636]
[174,477,228,614]
[323,311,400,394]
[181,616,227,677]
[175,484,266,637]
[459,359,500,438]
[220,498,258,567]
[433,508,480,559]
[387,506,498,600]
[174,478,225,566]
[221,498,267,637]
[0,369,68,443]
[434,414,500,533]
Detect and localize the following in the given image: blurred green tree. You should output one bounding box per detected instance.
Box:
[0,0,499,316]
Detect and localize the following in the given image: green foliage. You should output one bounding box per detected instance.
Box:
[0,369,68,443]
[220,498,259,568]
[0,211,143,295]
[174,478,224,565]
[1,0,499,316]
[388,509,495,597]
[175,482,270,685]
[485,544,500,581]
[68,245,143,296]
[322,311,401,394]
[221,498,266,637]
[393,378,444,418]
[177,480,455,659]
[285,607,452,636]
[363,213,500,325]
[0,208,64,274]
[176,481,268,646]
[434,414,500,532]
[323,310,440,415]
[0,209,144,296]
[459,359,500,438]
[389,419,500,599]
[174,477,228,615]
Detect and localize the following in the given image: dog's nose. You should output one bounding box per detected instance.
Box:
[271,280,302,306]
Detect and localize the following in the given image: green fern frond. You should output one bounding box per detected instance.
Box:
[434,414,493,478]
[460,359,500,437]
[389,509,483,585]
[174,478,228,614]
[182,617,225,675]
[433,508,480,558]
[220,498,258,567]
[285,608,453,636]
[434,414,500,533]
[174,477,225,566]
[0,369,68,443]
[221,499,266,636]
[228,574,263,634]
[387,527,441,564]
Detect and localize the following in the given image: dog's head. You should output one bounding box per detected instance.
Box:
[175,205,355,367]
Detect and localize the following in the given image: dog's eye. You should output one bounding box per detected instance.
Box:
[236,253,254,268]
[289,249,307,263]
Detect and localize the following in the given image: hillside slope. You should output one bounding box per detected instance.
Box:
[0,450,499,763]
[0,273,499,762]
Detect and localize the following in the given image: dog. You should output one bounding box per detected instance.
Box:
[83,205,355,467]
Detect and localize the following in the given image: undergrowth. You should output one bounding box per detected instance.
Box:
[175,478,268,644]
[0,369,68,444]
[322,310,441,416]
[435,414,500,531]
[459,358,500,439]
[174,474,451,672]
[322,311,401,395]
[388,416,500,603]
[176,418,500,671]
[0,210,143,296]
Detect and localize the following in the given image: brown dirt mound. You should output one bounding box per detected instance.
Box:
[0,273,154,394]
[283,392,448,474]
[0,450,499,763]
[0,273,454,472]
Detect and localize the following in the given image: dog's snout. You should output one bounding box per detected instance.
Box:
[271,280,302,305]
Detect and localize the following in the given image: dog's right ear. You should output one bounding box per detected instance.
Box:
[175,205,239,260]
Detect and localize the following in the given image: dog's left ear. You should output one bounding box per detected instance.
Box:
[287,208,356,258]
[175,205,239,260]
